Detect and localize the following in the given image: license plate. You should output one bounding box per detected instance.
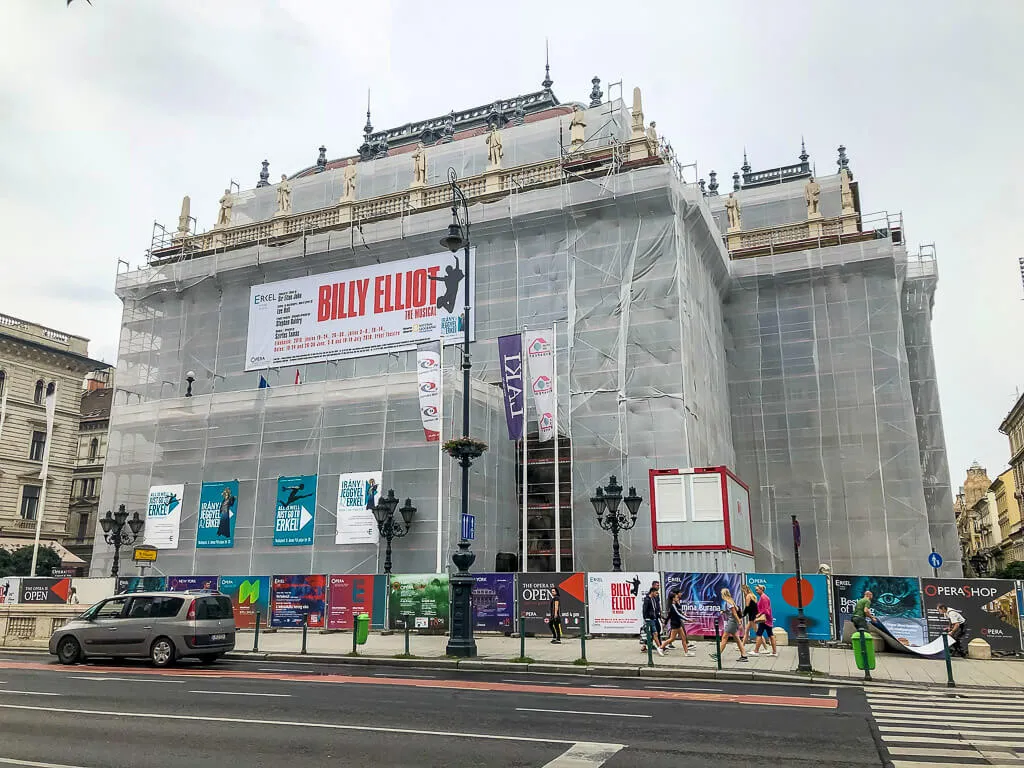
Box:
[211,633,226,641]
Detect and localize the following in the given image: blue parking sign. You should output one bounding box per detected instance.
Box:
[460,513,475,541]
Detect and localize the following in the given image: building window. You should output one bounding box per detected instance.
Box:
[85,478,96,497]
[29,431,46,461]
[76,512,90,542]
[89,437,98,460]
[0,370,5,398]
[20,485,41,520]
[33,380,44,405]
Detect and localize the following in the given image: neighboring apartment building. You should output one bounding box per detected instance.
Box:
[0,313,105,568]
[64,370,114,569]
[991,468,1023,567]
[998,392,1024,565]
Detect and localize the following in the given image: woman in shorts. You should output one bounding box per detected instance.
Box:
[710,587,748,662]
[664,590,695,656]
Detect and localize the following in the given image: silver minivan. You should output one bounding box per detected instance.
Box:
[49,591,235,667]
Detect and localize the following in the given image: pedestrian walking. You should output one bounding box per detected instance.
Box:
[938,603,968,657]
[641,579,664,651]
[664,590,695,656]
[710,587,748,662]
[851,590,876,633]
[752,584,778,656]
[642,584,666,656]
[740,583,759,642]
[548,587,563,644]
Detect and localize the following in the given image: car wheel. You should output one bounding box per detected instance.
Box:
[56,636,81,665]
[150,637,176,667]
[198,653,222,665]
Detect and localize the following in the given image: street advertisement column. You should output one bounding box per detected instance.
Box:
[196,480,239,548]
[273,475,317,546]
[115,576,167,594]
[0,577,21,604]
[587,572,658,635]
[218,576,270,629]
[143,484,184,549]
[326,574,387,630]
[745,573,831,641]
[270,575,326,628]
[662,573,744,636]
[388,573,449,632]
[335,472,380,545]
[832,575,926,645]
[167,576,217,591]
[921,578,1022,653]
[518,573,586,636]
[472,574,515,632]
[19,578,72,604]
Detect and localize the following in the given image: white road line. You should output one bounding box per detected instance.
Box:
[588,685,620,688]
[541,742,625,767]
[69,676,184,684]
[891,763,1024,768]
[872,712,1013,724]
[371,673,436,679]
[516,708,651,719]
[877,720,1024,733]
[189,690,291,697]
[868,700,1024,713]
[880,727,1024,739]
[502,680,572,685]
[644,686,723,692]
[882,735,1024,748]
[0,703,626,751]
[0,690,60,697]
[887,746,1018,758]
[0,759,94,768]
[258,668,316,673]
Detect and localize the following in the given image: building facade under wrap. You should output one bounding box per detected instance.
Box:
[91,78,958,579]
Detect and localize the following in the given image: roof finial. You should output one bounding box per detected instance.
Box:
[542,39,553,92]
[363,89,373,137]
[257,159,270,188]
[708,170,719,196]
[316,145,327,173]
[741,148,751,176]
[799,136,809,164]
[837,144,850,176]
[732,171,741,192]
[589,76,603,108]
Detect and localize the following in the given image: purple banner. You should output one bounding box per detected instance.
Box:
[472,573,515,632]
[497,333,525,441]
[167,576,218,592]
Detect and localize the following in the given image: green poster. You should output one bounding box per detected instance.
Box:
[389,573,449,632]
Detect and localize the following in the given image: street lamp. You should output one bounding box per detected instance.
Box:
[441,167,478,658]
[590,476,643,572]
[99,504,144,578]
[371,489,415,575]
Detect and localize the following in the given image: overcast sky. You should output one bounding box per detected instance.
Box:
[1,1,1022,489]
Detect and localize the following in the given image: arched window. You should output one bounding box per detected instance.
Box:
[0,370,6,398]
[33,380,44,405]
[89,437,99,460]
[46,381,56,397]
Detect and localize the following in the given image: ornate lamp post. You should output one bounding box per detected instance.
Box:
[590,476,643,572]
[371,490,416,575]
[99,504,144,578]
[440,167,480,658]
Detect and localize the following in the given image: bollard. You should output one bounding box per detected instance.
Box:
[301,614,308,655]
[351,620,358,654]
[859,630,871,681]
[252,612,261,652]
[579,604,587,664]
[404,614,411,656]
[713,615,722,671]
[940,632,955,688]
[520,616,526,660]
[645,623,654,668]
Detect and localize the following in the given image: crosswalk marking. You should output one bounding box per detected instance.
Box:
[866,685,1024,766]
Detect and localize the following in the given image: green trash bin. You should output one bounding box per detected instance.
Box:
[355,613,370,646]
[852,631,876,670]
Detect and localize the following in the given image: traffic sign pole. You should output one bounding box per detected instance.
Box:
[929,549,942,578]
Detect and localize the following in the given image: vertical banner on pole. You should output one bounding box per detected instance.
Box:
[417,340,442,442]
[524,329,556,442]
[497,334,525,440]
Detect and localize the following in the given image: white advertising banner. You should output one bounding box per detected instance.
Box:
[335,472,381,545]
[144,484,184,550]
[524,328,556,442]
[586,571,660,634]
[416,340,442,442]
[245,248,475,370]
[0,577,20,605]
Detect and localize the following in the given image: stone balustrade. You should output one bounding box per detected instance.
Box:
[1,605,86,649]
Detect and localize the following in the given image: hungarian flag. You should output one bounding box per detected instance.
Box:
[294,369,301,385]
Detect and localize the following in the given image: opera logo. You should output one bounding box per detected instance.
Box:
[539,412,554,431]
[532,375,552,394]
[528,337,551,356]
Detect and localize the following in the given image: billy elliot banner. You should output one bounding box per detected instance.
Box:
[416,341,442,442]
[524,328,556,442]
[497,333,525,440]
[245,249,475,370]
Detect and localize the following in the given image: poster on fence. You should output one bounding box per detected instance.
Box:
[921,578,1022,653]
[518,572,586,636]
[472,574,515,632]
[167,576,218,592]
[115,576,167,594]
[0,577,20,604]
[832,575,926,646]
[745,573,831,641]
[271,574,327,628]
[218,576,269,629]
[19,578,71,604]
[335,472,380,545]
[389,573,449,632]
[662,572,744,636]
[70,578,115,605]
[327,574,388,630]
[587,572,658,634]
[196,480,239,548]
[143,484,184,550]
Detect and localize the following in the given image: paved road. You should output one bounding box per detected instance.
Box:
[0,651,886,767]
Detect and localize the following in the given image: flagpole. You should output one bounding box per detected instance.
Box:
[435,340,444,574]
[552,322,560,573]
[30,386,57,576]
[520,326,528,574]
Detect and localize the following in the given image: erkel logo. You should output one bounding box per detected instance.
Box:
[238,580,261,605]
[422,406,438,417]
[254,293,275,305]
[528,338,551,355]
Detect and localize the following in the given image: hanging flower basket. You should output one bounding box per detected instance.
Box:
[443,437,488,460]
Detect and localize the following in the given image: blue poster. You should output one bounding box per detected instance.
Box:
[196,480,239,548]
[115,576,166,594]
[745,573,831,641]
[273,474,317,546]
[167,576,218,591]
[832,574,926,646]
[270,574,326,628]
[472,573,515,632]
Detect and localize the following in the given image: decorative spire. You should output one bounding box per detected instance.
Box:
[542,39,553,92]
[589,76,603,108]
[732,171,741,192]
[363,89,373,138]
[257,159,270,188]
[708,170,719,196]
[741,149,751,175]
[799,137,809,164]
[837,144,851,176]
[316,145,327,173]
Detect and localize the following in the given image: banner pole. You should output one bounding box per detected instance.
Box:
[553,323,560,573]
[435,340,444,574]
[521,326,528,574]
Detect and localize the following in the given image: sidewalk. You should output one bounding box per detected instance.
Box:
[235,630,1024,689]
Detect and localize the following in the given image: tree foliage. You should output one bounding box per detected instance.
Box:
[995,560,1024,580]
[0,546,63,577]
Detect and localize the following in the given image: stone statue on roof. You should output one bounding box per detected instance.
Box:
[725,192,741,231]
[486,124,503,170]
[275,175,292,215]
[216,189,233,228]
[840,168,854,213]
[411,143,427,187]
[570,105,586,150]
[342,159,358,202]
[646,121,658,151]
[805,176,821,219]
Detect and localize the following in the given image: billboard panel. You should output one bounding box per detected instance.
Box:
[745,573,831,641]
[0,578,20,605]
[662,572,743,636]
[472,574,515,633]
[335,472,380,545]
[20,578,72,604]
[167,576,218,592]
[143,484,184,550]
[196,480,239,548]
[273,475,317,546]
[832,575,926,646]
[587,572,659,635]
[326,574,387,630]
[517,572,586,636]
[218,576,270,629]
[115,576,167,594]
[271,575,327,628]
[388,573,450,632]
[921,578,1022,653]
